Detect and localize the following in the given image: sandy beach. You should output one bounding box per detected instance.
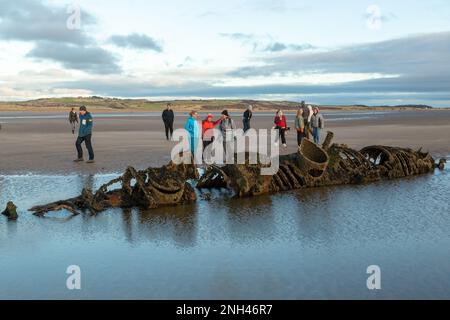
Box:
[0,109,449,175]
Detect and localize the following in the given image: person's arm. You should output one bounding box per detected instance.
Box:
[162,111,167,122]
[85,115,94,133]
[213,119,222,126]
[184,120,193,135]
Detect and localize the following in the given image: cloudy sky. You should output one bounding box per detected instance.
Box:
[0,0,449,106]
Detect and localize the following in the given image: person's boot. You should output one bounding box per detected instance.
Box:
[73,158,84,162]
[72,129,75,134]
[86,159,95,164]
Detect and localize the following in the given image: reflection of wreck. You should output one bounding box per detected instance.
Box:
[30,132,439,216]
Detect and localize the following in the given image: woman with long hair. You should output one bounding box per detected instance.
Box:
[274,109,287,147]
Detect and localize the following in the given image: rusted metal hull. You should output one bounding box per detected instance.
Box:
[29,132,437,216]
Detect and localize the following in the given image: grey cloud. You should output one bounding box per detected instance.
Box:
[54,73,450,98]
[231,32,450,77]
[219,32,255,41]
[262,42,315,52]
[226,31,450,102]
[220,33,315,53]
[109,33,163,52]
[27,42,121,74]
[0,0,121,74]
[0,0,95,45]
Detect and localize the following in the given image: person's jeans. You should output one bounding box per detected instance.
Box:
[164,121,174,140]
[243,119,250,132]
[76,134,94,160]
[297,130,305,146]
[313,127,321,144]
[70,121,76,132]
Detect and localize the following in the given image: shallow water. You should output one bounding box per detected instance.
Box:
[0,166,449,299]
[0,110,388,122]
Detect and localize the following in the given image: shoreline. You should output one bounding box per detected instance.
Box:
[1,107,449,114]
[1,109,449,175]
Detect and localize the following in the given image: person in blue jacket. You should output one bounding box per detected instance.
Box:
[184,111,200,155]
[74,105,95,163]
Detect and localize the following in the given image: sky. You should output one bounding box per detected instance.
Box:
[0,0,449,106]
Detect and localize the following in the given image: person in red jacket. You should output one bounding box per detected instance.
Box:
[274,109,288,147]
[202,113,223,149]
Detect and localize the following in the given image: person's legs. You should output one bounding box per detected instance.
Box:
[280,129,286,145]
[164,122,170,140]
[313,127,319,144]
[75,136,84,159]
[203,140,212,150]
[203,140,212,162]
[84,134,95,160]
[274,126,280,144]
[243,119,249,132]
[71,121,76,134]
[297,131,303,146]
[305,121,310,139]
[168,121,174,139]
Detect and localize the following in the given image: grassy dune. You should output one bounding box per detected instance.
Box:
[0,96,436,112]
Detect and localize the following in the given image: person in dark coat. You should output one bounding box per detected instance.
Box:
[162,103,175,140]
[243,104,253,132]
[74,106,95,163]
[69,108,78,134]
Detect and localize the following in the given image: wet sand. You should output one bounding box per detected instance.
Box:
[1,110,449,174]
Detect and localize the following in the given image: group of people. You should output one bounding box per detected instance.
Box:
[262,102,324,148]
[294,101,325,146]
[68,101,325,165]
[183,109,237,154]
[162,101,325,153]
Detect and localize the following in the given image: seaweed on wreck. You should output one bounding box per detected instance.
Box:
[29,132,439,217]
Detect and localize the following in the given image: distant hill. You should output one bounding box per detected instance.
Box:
[0,96,437,112]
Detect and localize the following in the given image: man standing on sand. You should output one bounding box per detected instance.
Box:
[69,107,78,134]
[243,104,253,132]
[74,106,95,163]
[162,103,175,140]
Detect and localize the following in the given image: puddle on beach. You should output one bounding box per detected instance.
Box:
[0,167,449,299]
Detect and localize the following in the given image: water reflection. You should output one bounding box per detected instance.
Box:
[221,195,275,244]
[136,204,198,248]
[1,166,450,299]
